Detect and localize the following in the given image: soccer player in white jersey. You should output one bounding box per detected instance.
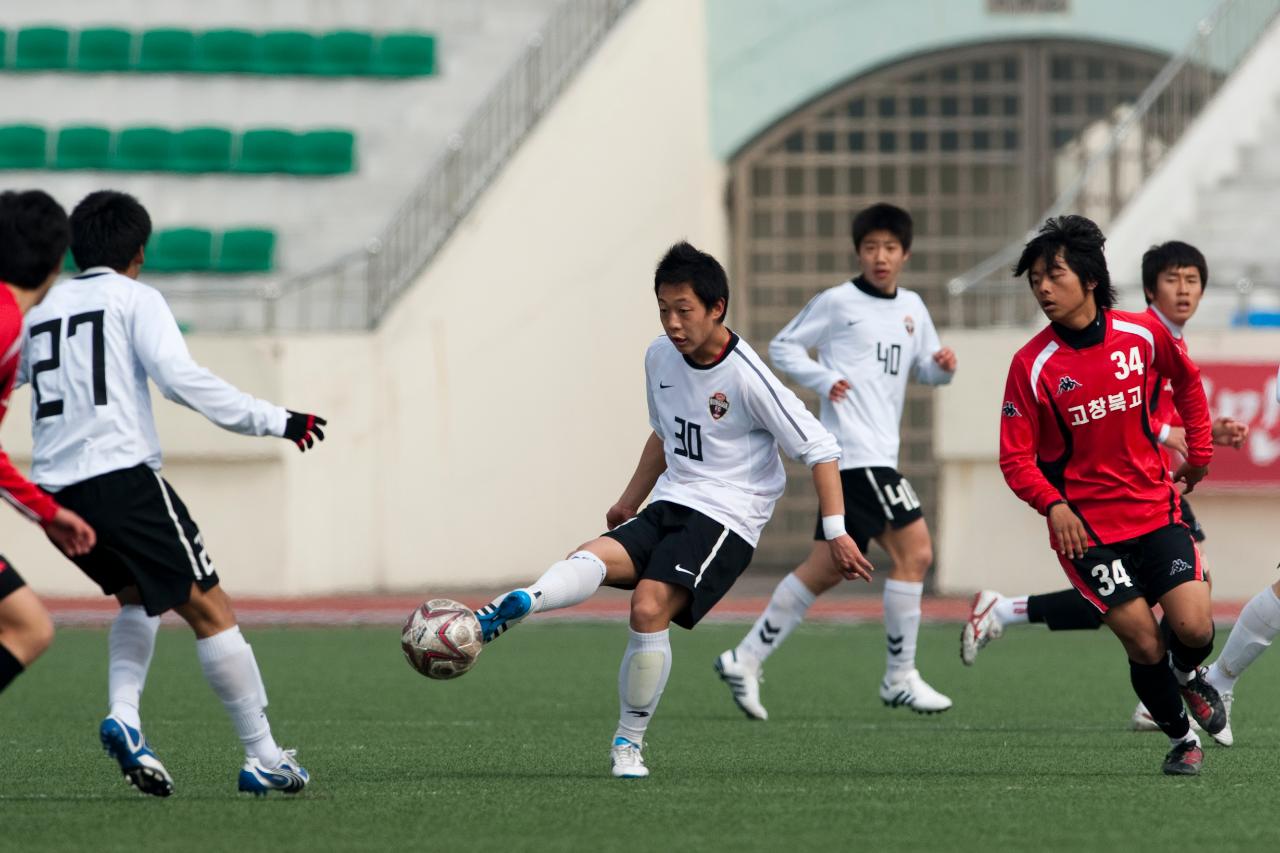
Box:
[18,191,327,796]
[471,241,874,779]
[715,203,956,718]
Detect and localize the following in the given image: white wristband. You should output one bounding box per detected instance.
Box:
[821,514,847,540]
[1157,423,1171,443]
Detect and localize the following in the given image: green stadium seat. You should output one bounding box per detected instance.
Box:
[173,127,233,172]
[76,28,133,72]
[113,127,174,171]
[255,31,316,75]
[293,129,355,175]
[63,249,78,274]
[217,228,276,272]
[194,29,256,73]
[15,27,71,70]
[0,32,8,69]
[0,125,48,169]
[372,33,435,77]
[315,31,374,76]
[54,126,112,170]
[147,228,214,272]
[137,29,196,72]
[236,128,297,173]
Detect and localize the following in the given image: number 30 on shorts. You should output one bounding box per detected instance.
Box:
[1091,558,1133,597]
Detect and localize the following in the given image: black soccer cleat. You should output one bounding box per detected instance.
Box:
[1161,739,1203,776]
[1180,667,1227,735]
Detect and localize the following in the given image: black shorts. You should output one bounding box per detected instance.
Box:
[0,555,25,601]
[812,467,924,552]
[1059,524,1204,615]
[602,501,754,629]
[53,465,219,617]
[1180,496,1205,542]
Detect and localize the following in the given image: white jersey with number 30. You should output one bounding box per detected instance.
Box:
[645,332,840,546]
[18,268,287,490]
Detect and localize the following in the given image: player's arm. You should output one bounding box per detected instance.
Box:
[744,359,873,581]
[606,432,666,529]
[1150,324,1212,491]
[129,288,326,450]
[910,308,956,386]
[768,291,847,401]
[0,446,94,556]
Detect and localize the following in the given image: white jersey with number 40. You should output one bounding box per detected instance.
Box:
[644,332,840,547]
[19,268,288,490]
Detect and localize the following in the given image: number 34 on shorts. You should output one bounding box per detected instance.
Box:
[1059,525,1203,613]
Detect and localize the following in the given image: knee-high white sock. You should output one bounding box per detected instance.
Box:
[614,628,672,746]
[736,572,815,669]
[108,605,160,730]
[1209,585,1280,692]
[884,578,923,680]
[994,595,1029,626]
[196,626,282,766]
[478,551,606,617]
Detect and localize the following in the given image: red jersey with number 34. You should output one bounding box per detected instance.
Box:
[999,308,1211,546]
[0,287,58,524]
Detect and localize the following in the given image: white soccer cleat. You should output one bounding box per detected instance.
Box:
[609,737,649,779]
[880,669,952,714]
[714,650,768,721]
[1129,701,1160,732]
[1214,692,1234,747]
[960,590,1004,666]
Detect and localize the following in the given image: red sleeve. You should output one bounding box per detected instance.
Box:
[1149,324,1211,467]
[0,446,58,524]
[999,354,1064,515]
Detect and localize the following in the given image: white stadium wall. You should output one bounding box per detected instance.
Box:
[934,328,1280,602]
[0,0,727,597]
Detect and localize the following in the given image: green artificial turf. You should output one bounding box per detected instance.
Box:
[2,622,1278,852]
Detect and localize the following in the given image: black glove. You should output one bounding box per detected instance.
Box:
[284,410,327,452]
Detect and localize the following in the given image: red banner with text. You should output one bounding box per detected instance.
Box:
[1198,362,1280,489]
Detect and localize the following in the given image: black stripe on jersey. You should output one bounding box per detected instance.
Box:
[732,349,807,440]
[775,291,826,340]
[73,272,109,280]
[1040,379,1101,547]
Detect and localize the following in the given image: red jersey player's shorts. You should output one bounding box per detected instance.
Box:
[0,554,27,601]
[1058,523,1204,615]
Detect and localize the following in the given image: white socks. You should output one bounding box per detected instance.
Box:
[884,579,923,680]
[476,551,608,618]
[995,595,1029,626]
[614,628,672,746]
[736,572,815,668]
[196,626,281,767]
[1209,584,1280,692]
[107,605,160,730]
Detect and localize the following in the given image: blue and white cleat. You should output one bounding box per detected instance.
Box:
[474,589,536,643]
[610,736,649,779]
[237,748,310,796]
[99,714,174,798]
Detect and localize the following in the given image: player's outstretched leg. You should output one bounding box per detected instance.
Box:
[176,585,309,795]
[961,588,1103,666]
[1202,581,1280,747]
[475,551,607,643]
[716,567,819,720]
[100,599,171,796]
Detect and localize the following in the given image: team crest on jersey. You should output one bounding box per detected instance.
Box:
[1056,376,1082,396]
[1002,401,1021,418]
[904,315,915,335]
[708,392,730,420]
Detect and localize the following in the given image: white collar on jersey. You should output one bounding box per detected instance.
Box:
[75,265,117,278]
[1149,305,1184,340]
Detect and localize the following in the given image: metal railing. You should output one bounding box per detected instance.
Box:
[208,0,637,333]
[945,0,1280,322]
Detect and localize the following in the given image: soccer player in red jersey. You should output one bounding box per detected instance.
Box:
[0,190,97,697]
[998,216,1220,776]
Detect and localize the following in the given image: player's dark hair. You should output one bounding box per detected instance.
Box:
[1141,240,1208,304]
[852,202,913,251]
[0,190,69,289]
[654,241,730,322]
[70,190,152,272]
[1013,215,1115,309]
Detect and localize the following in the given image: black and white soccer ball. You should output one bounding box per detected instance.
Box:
[400,598,484,680]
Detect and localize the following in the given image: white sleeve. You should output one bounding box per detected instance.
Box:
[129,288,287,437]
[14,339,29,389]
[645,349,662,436]
[768,291,844,396]
[911,304,953,386]
[739,353,841,468]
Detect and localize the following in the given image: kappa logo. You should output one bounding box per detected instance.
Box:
[708,391,730,420]
[1002,401,1022,418]
[1056,376,1082,396]
[904,315,915,335]
[1170,558,1194,576]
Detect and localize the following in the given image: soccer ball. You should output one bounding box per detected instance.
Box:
[400,599,484,680]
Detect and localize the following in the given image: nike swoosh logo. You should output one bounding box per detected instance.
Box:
[659,383,673,389]
[674,565,695,576]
